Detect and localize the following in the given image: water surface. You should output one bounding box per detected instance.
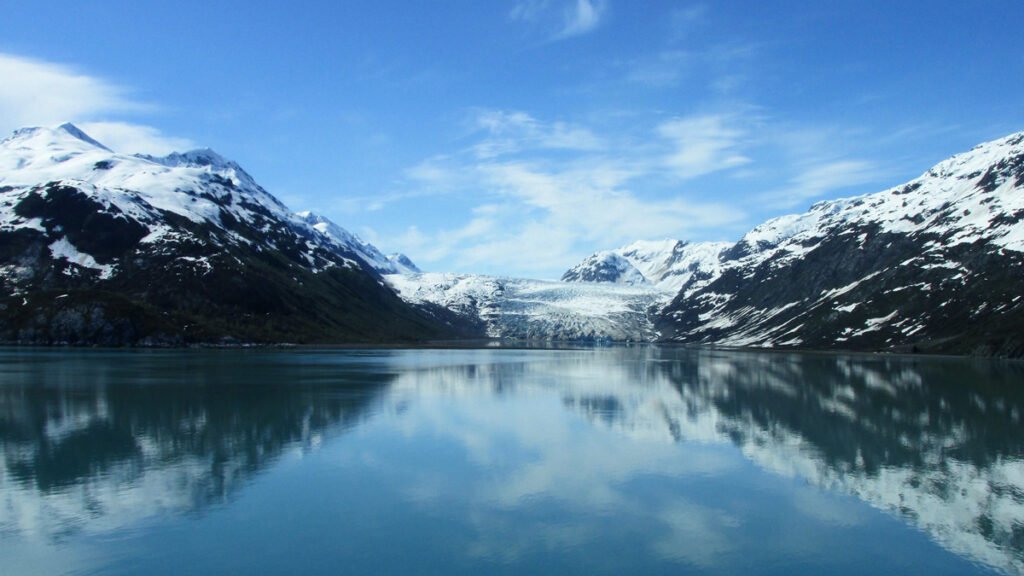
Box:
[0,347,1021,575]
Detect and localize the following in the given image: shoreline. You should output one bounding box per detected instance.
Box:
[1,338,1020,362]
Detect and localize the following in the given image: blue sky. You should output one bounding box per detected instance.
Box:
[2,1,1023,278]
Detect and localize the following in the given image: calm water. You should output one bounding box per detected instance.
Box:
[0,347,1021,575]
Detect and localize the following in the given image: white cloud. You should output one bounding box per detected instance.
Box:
[0,53,147,134]
[510,0,607,41]
[386,111,755,277]
[657,114,751,179]
[471,109,604,158]
[763,160,881,209]
[0,52,189,155]
[479,161,736,242]
[558,0,606,38]
[382,110,890,279]
[77,122,194,155]
[509,0,550,22]
[741,124,888,209]
[390,147,745,277]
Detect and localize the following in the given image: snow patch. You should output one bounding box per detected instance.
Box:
[48,237,114,279]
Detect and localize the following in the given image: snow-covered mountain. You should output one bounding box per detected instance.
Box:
[3,123,1022,353]
[387,130,1024,351]
[386,252,421,275]
[420,238,738,343]
[563,239,732,296]
[382,239,714,341]
[381,237,734,343]
[561,251,648,287]
[295,211,420,275]
[559,131,1024,356]
[0,123,445,344]
[658,130,1024,356]
[386,272,664,341]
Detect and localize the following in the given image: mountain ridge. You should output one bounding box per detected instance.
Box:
[0,123,449,345]
[2,123,1022,355]
[560,129,1024,356]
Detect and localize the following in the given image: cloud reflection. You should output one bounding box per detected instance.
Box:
[0,348,1021,574]
[378,348,1024,573]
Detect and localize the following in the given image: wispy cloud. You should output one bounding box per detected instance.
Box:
[509,0,549,22]
[0,53,147,132]
[621,42,756,92]
[0,52,188,154]
[761,160,881,209]
[510,0,607,41]
[752,124,891,209]
[78,121,195,156]
[657,114,752,179]
[470,109,604,158]
[477,160,740,243]
[558,0,606,38]
[376,106,900,277]
[387,112,749,277]
[624,50,692,87]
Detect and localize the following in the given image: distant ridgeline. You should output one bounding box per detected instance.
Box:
[1,124,1022,355]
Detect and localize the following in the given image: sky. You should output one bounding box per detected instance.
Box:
[1,1,1023,279]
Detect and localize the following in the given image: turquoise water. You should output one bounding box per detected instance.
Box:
[0,347,1020,575]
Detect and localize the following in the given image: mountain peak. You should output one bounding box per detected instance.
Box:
[296,211,419,275]
[564,239,732,295]
[295,210,326,225]
[387,253,422,274]
[141,148,235,171]
[562,251,647,286]
[55,122,111,151]
[3,122,112,152]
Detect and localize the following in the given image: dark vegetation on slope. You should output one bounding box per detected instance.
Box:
[0,183,468,346]
[657,226,1024,358]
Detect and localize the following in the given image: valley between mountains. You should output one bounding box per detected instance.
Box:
[1,124,1022,356]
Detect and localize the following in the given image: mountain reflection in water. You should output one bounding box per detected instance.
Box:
[0,347,1021,575]
[0,350,392,539]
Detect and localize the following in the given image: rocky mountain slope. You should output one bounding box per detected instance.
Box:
[562,239,732,296]
[658,131,1024,356]
[0,123,448,345]
[388,131,1024,351]
[564,130,1024,356]
[296,211,420,275]
[4,123,1021,353]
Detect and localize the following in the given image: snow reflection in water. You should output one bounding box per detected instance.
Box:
[0,347,1020,575]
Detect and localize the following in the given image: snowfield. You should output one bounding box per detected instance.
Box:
[386,273,669,341]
